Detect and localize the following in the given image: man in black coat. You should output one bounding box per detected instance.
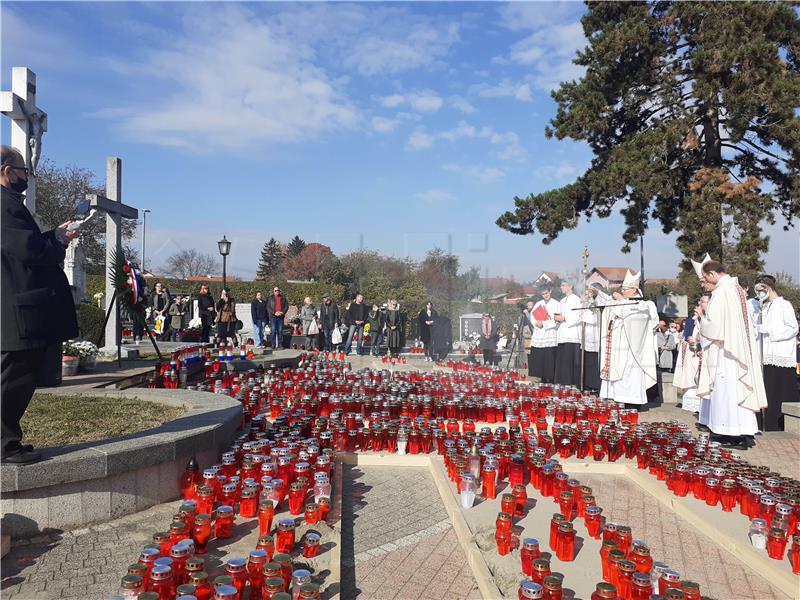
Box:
[1,146,79,464]
[344,292,369,355]
[319,294,340,352]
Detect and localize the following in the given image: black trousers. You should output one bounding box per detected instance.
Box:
[761,365,799,431]
[1,347,46,454]
[555,342,581,387]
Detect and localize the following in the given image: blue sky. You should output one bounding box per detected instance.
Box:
[2,2,797,282]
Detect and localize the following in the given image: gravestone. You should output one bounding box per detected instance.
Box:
[459,313,484,341]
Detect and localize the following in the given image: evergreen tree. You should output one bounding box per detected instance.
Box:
[497,1,799,278]
[287,235,307,258]
[256,238,285,280]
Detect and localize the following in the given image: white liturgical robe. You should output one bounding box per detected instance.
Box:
[599,297,659,405]
[696,274,766,436]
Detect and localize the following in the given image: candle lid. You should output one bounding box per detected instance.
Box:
[519,580,543,599]
[522,538,539,550]
[594,582,618,599]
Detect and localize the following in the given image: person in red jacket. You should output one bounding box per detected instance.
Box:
[267,286,288,348]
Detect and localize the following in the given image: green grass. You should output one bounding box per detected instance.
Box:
[21,394,185,449]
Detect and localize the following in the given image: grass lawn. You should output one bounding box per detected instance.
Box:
[21,394,185,449]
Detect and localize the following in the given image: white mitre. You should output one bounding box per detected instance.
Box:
[622,269,641,289]
[690,253,713,279]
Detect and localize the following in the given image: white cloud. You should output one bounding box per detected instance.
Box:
[406,120,525,160]
[450,96,478,114]
[377,91,443,113]
[371,116,398,133]
[470,80,532,102]
[495,5,588,92]
[414,189,455,204]
[443,163,506,183]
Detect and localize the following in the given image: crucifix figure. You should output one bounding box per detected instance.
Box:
[1,67,47,214]
[88,157,139,355]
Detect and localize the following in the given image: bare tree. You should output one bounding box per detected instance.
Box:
[162,249,220,279]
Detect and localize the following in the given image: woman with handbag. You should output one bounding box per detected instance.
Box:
[386,300,403,358]
[215,289,238,345]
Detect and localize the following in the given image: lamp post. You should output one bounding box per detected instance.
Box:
[140,208,150,273]
[218,235,232,289]
[640,235,645,295]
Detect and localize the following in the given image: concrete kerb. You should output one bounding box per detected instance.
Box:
[1,388,241,537]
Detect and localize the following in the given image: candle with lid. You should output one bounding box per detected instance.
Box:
[303,532,321,558]
[276,520,297,554]
[459,473,477,509]
[658,569,681,596]
[767,527,788,560]
[215,506,234,539]
[542,575,563,600]
[590,582,619,600]
[518,580,543,600]
[531,558,551,585]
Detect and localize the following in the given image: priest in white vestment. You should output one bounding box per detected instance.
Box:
[696,261,766,445]
[599,270,659,405]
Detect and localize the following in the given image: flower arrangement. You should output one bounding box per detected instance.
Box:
[93,291,105,308]
[63,340,99,358]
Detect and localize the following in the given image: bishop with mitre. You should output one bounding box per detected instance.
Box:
[599,270,659,406]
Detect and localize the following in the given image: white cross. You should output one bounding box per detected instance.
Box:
[1,67,47,214]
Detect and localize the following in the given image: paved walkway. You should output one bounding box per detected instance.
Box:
[340,465,481,600]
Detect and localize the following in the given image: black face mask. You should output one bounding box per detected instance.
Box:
[10,176,28,194]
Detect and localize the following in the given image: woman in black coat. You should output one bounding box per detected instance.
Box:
[417,301,438,362]
[386,300,403,358]
[215,289,238,344]
[479,313,498,366]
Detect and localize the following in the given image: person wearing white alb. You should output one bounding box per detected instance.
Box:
[752,274,799,431]
[528,287,560,383]
[553,281,583,387]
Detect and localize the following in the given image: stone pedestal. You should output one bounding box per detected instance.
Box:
[661,372,678,404]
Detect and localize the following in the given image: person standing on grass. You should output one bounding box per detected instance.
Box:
[1,145,78,464]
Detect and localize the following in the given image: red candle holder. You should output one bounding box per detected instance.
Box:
[303,532,321,558]
[214,506,234,539]
[276,519,296,555]
[258,502,275,536]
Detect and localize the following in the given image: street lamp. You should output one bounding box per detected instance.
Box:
[218,235,232,289]
[140,209,150,273]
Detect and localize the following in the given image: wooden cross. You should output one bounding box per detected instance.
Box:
[1,67,47,214]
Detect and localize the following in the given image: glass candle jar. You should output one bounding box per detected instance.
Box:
[681,581,701,600]
[630,572,652,600]
[263,577,286,599]
[550,514,566,551]
[240,487,258,518]
[495,530,512,556]
[276,519,297,555]
[616,561,636,600]
[542,575,563,600]
[720,479,737,512]
[585,506,603,539]
[259,502,275,536]
[120,574,143,597]
[459,473,477,509]
[600,540,618,583]
[590,582,619,600]
[215,506,234,539]
[188,571,213,600]
[531,559,551,586]
[559,492,574,520]
[482,464,497,499]
[512,484,527,517]
[767,527,788,560]
[288,483,305,515]
[247,550,267,598]
[791,534,800,575]
[520,538,540,577]
[303,532,321,558]
[257,535,275,561]
[298,583,320,600]
[305,503,320,525]
[749,518,768,550]
[501,494,516,516]
[224,558,247,598]
[518,580,543,600]
[318,497,331,521]
[630,545,653,574]
[704,478,720,507]
[292,569,312,600]
[273,553,293,591]
[556,522,575,562]
[147,565,173,600]
[658,569,681,596]
[615,526,632,556]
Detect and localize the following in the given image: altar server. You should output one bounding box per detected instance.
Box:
[751,274,799,431]
[553,281,582,386]
[528,287,560,383]
[599,270,659,406]
[674,297,705,414]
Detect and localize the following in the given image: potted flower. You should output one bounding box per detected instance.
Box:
[61,341,81,376]
[75,340,100,372]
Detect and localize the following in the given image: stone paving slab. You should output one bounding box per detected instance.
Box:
[339,465,480,599]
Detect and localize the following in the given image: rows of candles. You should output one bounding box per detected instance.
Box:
[131,350,798,599]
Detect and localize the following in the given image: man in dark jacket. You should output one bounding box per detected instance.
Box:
[267,286,288,348]
[197,283,215,342]
[319,294,340,352]
[344,292,369,355]
[251,291,268,347]
[1,146,79,464]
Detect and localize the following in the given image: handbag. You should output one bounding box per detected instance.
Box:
[153,315,165,335]
[331,327,343,345]
[308,320,320,336]
[236,320,244,331]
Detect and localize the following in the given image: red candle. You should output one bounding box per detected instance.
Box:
[616,561,635,600]
[791,534,800,575]
[214,506,234,539]
[224,558,247,598]
[556,522,575,561]
[681,581,701,600]
[558,492,574,520]
[585,506,603,539]
[288,482,305,515]
[591,582,619,600]
[630,573,652,600]
[239,487,258,518]
[520,538,540,577]
[305,502,320,525]
[720,479,737,512]
[704,478,720,507]
[501,494,516,516]
[495,531,512,556]
[256,535,275,561]
[767,527,788,560]
[247,550,267,598]
[600,540,618,583]
[531,559,551,586]
[550,514,566,551]
[629,545,653,574]
[303,532,321,558]
[276,519,296,555]
[482,465,497,500]
[543,575,563,600]
[658,569,681,596]
[258,502,275,536]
